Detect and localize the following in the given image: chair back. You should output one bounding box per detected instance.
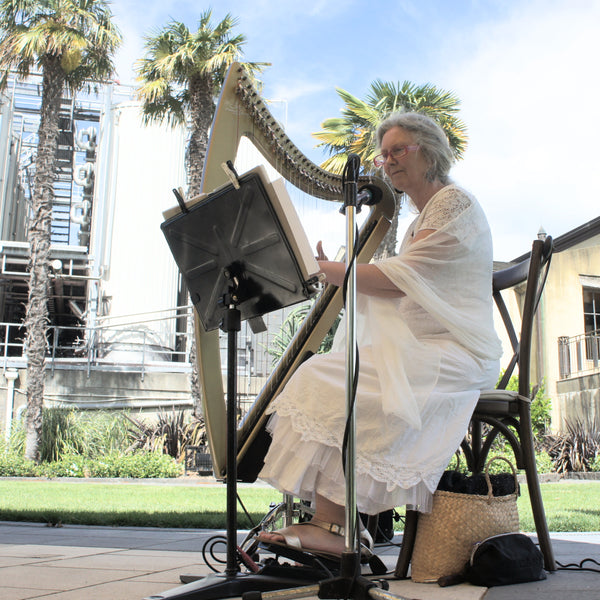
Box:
[492,236,553,395]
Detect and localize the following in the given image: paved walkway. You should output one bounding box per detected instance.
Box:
[1,522,599,600]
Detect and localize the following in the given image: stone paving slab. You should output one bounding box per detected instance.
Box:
[1,522,599,600]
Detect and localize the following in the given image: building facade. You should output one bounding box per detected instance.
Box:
[0,74,298,441]
[538,220,600,429]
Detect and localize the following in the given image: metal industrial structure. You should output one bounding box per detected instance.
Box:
[0,74,289,434]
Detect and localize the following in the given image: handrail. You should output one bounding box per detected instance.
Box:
[0,320,193,377]
[558,330,600,379]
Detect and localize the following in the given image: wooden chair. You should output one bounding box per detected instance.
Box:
[395,236,556,577]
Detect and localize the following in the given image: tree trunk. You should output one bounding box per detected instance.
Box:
[187,74,214,198]
[374,195,400,259]
[24,56,65,462]
[186,74,216,415]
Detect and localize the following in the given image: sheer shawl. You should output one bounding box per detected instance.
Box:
[337,185,502,430]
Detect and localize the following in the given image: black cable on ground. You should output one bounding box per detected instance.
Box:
[556,557,600,573]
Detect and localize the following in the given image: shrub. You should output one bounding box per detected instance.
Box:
[126,411,206,460]
[40,455,87,478]
[8,408,135,461]
[0,451,183,479]
[505,375,551,438]
[535,450,554,473]
[71,410,132,457]
[0,450,40,477]
[85,451,182,478]
[543,418,600,473]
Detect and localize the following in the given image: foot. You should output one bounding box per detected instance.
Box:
[257,520,346,557]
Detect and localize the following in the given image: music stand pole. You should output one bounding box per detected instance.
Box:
[222,291,241,578]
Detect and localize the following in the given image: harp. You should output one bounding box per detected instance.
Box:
[193,63,396,481]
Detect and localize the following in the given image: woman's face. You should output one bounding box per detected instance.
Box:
[379,126,429,194]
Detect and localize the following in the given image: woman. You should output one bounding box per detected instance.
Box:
[257,112,503,560]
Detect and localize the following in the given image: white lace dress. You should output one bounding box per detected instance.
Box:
[258,185,503,514]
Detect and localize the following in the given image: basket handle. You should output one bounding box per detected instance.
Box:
[484,456,519,500]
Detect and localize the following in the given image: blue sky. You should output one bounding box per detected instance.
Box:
[111,0,600,261]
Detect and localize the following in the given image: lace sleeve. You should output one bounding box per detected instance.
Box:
[418,185,473,231]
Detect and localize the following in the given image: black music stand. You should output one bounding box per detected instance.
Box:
[145,170,325,600]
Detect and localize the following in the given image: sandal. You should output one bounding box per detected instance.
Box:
[257,517,374,565]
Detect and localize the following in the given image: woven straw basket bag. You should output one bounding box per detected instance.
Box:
[410,456,520,583]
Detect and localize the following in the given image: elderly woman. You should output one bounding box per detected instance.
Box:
[257,112,502,560]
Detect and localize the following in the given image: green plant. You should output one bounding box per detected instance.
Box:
[535,450,554,473]
[8,409,135,461]
[446,447,553,475]
[504,375,551,438]
[40,408,86,461]
[40,454,87,478]
[126,411,206,460]
[83,451,182,478]
[267,302,341,365]
[0,448,40,477]
[543,417,600,472]
[73,410,133,457]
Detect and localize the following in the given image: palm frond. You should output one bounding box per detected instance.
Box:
[314,77,468,166]
[0,0,122,89]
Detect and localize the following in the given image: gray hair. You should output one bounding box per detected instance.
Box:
[375,112,454,184]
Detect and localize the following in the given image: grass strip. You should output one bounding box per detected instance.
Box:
[0,480,282,529]
[1,479,598,532]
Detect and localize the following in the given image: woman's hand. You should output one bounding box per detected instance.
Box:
[316,240,403,298]
[316,240,328,261]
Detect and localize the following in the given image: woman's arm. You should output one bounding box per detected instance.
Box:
[315,229,435,298]
[317,261,404,297]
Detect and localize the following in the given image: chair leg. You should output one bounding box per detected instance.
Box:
[520,410,556,571]
[394,509,419,578]
[366,514,379,542]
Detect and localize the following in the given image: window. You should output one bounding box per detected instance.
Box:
[583,287,600,361]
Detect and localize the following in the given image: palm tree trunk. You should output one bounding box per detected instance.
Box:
[374,196,400,259]
[186,74,215,415]
[24,55,65,462]
[187,74,214,197]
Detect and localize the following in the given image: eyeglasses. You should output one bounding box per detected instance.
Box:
[373,145,420,167]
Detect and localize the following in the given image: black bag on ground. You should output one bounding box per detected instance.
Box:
[465,533,546,587]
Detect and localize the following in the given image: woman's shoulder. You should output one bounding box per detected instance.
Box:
[418,184,475,230]
[430,184,474,211]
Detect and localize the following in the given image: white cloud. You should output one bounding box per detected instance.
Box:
[441,0,600,259]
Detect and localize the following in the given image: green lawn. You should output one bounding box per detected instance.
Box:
[0,480,283,529]
[0,479,598,532]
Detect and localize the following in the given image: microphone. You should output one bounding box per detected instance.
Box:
[356,184,382,206]
[344,153,361,183]
[339,184,382,214]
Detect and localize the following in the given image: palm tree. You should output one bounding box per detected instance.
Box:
[0,0,121,462]
[313,80,468,256]
[135,9,266,198]
[135,9,266,415]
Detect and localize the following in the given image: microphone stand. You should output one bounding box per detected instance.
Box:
[341,153,360,577]
[313,154,384,599]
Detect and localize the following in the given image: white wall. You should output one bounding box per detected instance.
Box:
[92,101,187,353]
